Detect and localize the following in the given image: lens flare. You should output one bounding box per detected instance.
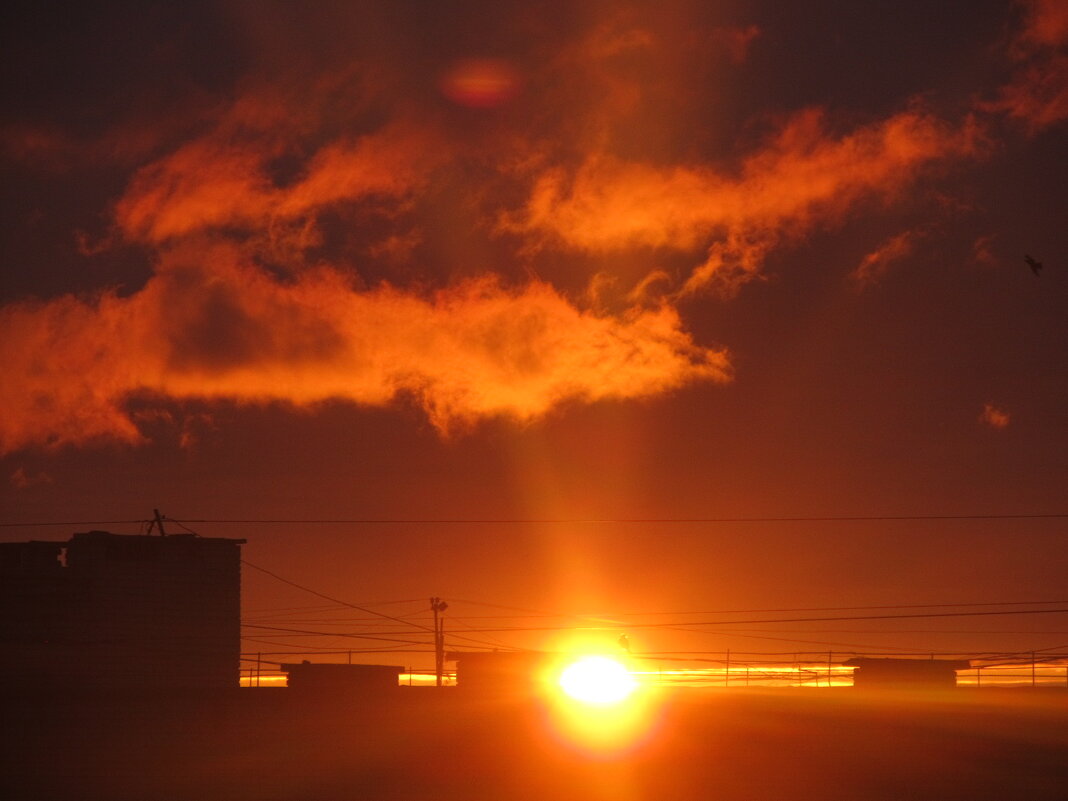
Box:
[440,58,519,107]
[558,655,637,705]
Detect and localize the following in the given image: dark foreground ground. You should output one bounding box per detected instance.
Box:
[4,687,1067,800]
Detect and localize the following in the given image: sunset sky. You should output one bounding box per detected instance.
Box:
[2,0,1066,669]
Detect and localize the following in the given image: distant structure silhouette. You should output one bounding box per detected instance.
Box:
[1025,254,1043,275]
[280,661,404,696]
[843,657,970,690]
[449,651,553,695]
[0,530,245,690]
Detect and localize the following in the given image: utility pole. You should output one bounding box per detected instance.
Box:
[150,508,167,536]
[430,597,448,687]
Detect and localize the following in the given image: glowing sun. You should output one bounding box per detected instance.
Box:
[558,656,637,705]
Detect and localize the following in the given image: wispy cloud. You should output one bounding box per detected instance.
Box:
[114,109,440,247]
[1015,0,1068,51]
[504,107,980,296]
[979,402,1011,429]
[980,0,1068,132]
[710,25,761,65]
[10,467,54,489]
[971,234,1000,268]
[851,230,923,288]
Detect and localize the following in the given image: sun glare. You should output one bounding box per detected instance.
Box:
[558,655,637,705]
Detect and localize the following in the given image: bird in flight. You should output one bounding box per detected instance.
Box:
[1024,254,1043,276]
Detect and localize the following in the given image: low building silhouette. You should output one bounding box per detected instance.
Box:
[449,651,562,695]
[279,661,404,695]
[0,530,245,690]
[844,657,971,689]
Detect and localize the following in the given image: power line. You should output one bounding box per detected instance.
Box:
[643,624,927,653]
[241,623,431,646]
[440,598,1068,620]
[241,559,436,634]
[240,559,516,652]
[3,512,1065,528]
[259,607,1068,657]
[0,519,147,528]
[248,648,434,659]
[232,610,1068,638]
[412,607,1068,634]
[241,615,507,653]
[240,638,432,654]
[641,607,1068,629]
[159,513,1068,524]
[244,602,422,615]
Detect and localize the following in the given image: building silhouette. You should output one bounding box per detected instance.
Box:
[0,530,245,690]
[449,651,560,695]
[279,661,404,696]
[844,657,971,690]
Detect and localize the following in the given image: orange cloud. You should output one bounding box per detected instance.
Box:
[2,31,742,455]
[710,25,761,64]
[1,92,220,173]
[115,119,438,245]
[0,243,729,453]
[503,107,980,295]
[851,230,922,287]
[85,64,446,251]
[984,55,1068,131]
[9,8,1047,456]
[1016,0,1068,50]
[981,0,1068,131]
[980,403,1011,429]
[10,467,54,489]
[971,234,1000,268]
